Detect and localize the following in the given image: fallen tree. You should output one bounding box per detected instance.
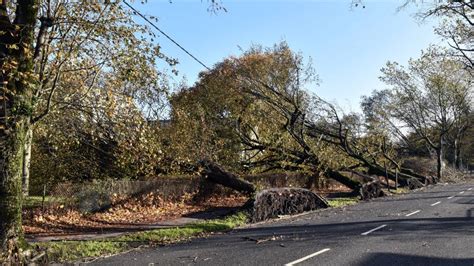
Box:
[360,180,385,200]
[218,44,431,190]
[199,159,256,196]
[197,159,393,224]
[184,45,426,201]
[198,160,329,221]
[244,86,429,189]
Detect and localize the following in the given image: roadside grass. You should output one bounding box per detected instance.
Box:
[32,196,376,262]
[36,240,128,262]
[35,211,249,263]
[390,187,410,195]
[23,196,65,209]
[327,197,359,208]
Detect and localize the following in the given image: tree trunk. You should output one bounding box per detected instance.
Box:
[454,138,461,169]
[383,162,390,191]
[21,126,32,196]
[0,1,40,258]
[348,153,426,188]
[0,119,27,258]
[399,167,428,181]
[436,139,444,182]
[367,165,407,186]
[367,164,429,188]
[325,169,361,191]
[199,159,256,195]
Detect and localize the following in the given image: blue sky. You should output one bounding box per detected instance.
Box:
[131,0,441,112]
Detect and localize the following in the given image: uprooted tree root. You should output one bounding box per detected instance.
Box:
[407,177,425,190]
[247,188,329,222]
[359,180,385,200]
[197,160,410,223]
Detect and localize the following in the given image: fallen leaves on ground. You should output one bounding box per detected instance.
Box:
[23,192,247,237]
[23,183,349,237]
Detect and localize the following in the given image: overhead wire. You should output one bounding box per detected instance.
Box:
[121,1,281,97]
[122,0,211,71]
[122,1,314,168]
[122,0,302,114]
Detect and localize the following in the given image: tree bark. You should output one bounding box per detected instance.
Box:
[367,165,407,186]
[454,138,461,169]
[325,169,361,191]
[436,141,444,182]
[399,167,428,181]
[367,164,428,188]
[199,159,256,195]
[0,118,27,258]
[0,0,39,258]
[21,126,32,196]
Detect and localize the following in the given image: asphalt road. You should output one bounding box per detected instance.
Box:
[91,182,474,266]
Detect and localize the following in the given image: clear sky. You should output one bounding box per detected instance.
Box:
[130,0,441,112]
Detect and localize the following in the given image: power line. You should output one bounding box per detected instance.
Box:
[122,1,283,100]
[122,0,211,71]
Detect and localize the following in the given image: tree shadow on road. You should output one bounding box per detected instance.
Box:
[354,252,474,266]
[379,195,472,202]
[186,215,474,248]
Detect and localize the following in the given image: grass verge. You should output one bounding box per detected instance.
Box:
[327,197,359,208]
[390,187,410,194]
[24,196,65,209]
[34,212,249,263]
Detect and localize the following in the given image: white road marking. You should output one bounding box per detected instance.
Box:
[361,224,387,236]
[459,191,465,194]
[447,196,455,199]
[430,201,441,206]
[468,188,472,191]
[284,248,331,266]
[405,210,421,217]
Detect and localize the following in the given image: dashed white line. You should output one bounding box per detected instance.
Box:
[468,188,472,191]
[459,191,465,194]
[405,210,421,217]
[361,224,387,236]
[430,201,441,206]
[447,196,455,199]
[284,248,331,266]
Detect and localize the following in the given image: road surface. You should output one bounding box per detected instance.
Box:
[91,182,474,266]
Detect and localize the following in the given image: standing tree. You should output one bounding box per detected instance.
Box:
[422,0,473,72]
[0,0,174,259]
[1,0,40,258]
[447,105,472,169]
[19,1,174,195]
[380,49,472,181]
